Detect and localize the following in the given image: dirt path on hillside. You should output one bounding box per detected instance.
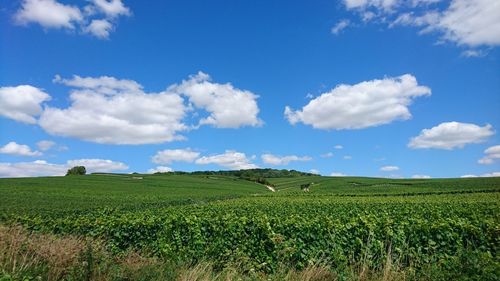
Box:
[266,185,276,192]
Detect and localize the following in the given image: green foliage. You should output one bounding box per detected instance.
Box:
[66,166,86,176]
[156,168,316,187]
[0,174,499,278]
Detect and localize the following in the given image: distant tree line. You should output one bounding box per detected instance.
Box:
[154,168,316,186]
[180,168,315,178]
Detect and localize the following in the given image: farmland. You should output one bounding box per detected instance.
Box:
[0,173,499,280]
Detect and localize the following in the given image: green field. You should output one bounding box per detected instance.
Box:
[0,174,266,216]
[0,173,499,280]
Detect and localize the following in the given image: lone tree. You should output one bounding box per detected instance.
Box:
[66,166,86,176]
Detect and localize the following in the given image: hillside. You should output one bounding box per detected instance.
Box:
[0,173,266,216]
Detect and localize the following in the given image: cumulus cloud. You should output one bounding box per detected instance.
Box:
[343,0,500,49]
[330,172,347,176]
[285,74,430,130]
[0,160,66,178]
[343,155,352,160]
[334,145,344,149]
[408,122,494,150]
[147,166,173,174]
[480,172,500,177]
[195,150,258,170]
[0,158,127,178]
[381,165,399,171]
[331,19,350,34]
[0,85,51,124]
[478,145,500,165]
[67,158,128,173]
[343,0,399,11]
[261,154,312,166]
[170,72,262,128]
[461,172,500,178]
[14,0,131,39]
[53,74,142,94]
[412,174,431,178]
[0,142,42,157]
[7,73,261,145]
[83,19,113,39]
[36,140,56,151]
[14,0,83,29]
[40,75,188,145]
[90,0,131,17]
[152,148,200,164]
[37,73,261,144]
[416,0,500,47]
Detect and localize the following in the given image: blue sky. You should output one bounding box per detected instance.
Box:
[0,0,499,178]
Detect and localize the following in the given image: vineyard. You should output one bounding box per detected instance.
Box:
[0,173,499,280]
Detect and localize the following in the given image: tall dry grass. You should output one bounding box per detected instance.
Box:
[0,225,162,280]
[0,225,88,280]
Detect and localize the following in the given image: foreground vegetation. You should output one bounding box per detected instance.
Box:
[0,172,499,280]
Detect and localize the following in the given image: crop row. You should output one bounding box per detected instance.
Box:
[8,194,499,273]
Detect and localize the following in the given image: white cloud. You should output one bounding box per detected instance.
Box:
[285,74,430,130]
[321,152,334,158]
[431,0,500,47]
[84,19,113,39]
[343,155,352,160]
[90,0,131,17]
[14,0,83,29]
[152,148,200,164]
[0,85,51,124]
[261,154,312,166]
[309,169,320,175]
[461,172,500,178]
[347,0,500,48]
[36,140,56,151]
[334,145,344,149]
[40,75,188,145]
[461,49,487,58]
[67,159,128,173]
[331,19,350,34]
[408,122,494,150]
[361,11,377,21]
[412,174,431,178]
[13,0,131,39]
[381,165,399,171]
[170,72,262,128]
[53,74,142,94]
[11,73,260,145]
[478,145,500,165]
[147,166,173,174]
[0,158,127,178]
[0,160,66,177]
[0,142,42,157]
[480,172,500,177]
[195,150,258,170]
[343,0,401,11]
[330,172,347,176]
